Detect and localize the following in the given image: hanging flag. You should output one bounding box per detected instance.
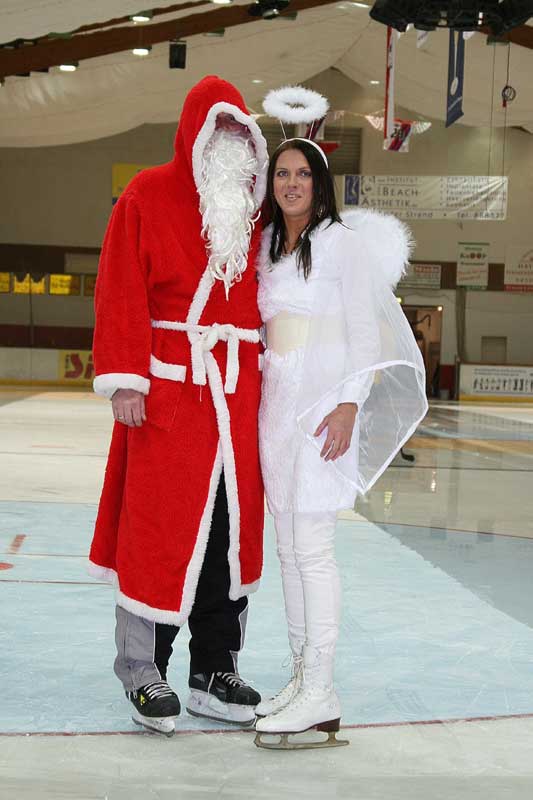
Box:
[384,120,413,152]
[384,26,397,142]
[445,30,465,127]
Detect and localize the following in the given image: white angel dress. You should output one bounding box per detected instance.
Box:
[257,209,428,514]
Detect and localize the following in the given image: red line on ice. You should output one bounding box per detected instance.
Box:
[2,711,533,737]
[8,534,26,554]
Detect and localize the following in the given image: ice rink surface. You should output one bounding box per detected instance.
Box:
[1,389,533,799]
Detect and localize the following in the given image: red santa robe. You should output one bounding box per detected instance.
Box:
[88,76,268,625]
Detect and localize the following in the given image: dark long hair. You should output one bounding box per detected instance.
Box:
[265,139,341,279]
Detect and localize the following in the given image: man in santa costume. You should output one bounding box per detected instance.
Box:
[88,76,268,736]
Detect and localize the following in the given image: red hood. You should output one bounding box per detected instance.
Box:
[173,75,268,206]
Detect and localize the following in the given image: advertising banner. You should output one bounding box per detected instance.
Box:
[58,351,94,385]
[112,163,153,204]
[12,274,46,294]
[504,245,533,292]
[0,272,10,293]
[398,263,442,290]
[460,363,533,401]
[83,275,97,297]
[456,242,489,289]
[50,274,81,296]
[344,175,507,220]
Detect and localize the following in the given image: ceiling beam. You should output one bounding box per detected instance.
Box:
[2,5,532,80]
[0,0,341,78]
[66,2,211,37]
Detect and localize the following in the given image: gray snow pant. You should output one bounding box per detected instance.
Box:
[113,477,249,691]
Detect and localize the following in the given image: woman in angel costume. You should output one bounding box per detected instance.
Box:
[253,87,428,749]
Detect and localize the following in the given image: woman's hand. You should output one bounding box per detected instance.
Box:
[111,389,146,427]
[314,403,358,461]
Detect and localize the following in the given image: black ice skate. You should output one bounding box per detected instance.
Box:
[186,672,261,725]
[127,680,181,737]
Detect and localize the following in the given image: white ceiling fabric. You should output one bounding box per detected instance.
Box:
[0,0,185,41]
[1,2,532,147]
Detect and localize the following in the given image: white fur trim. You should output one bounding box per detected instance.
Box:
[178,446,224,619]
[93,373,150,400]
[115,586,192,626]
[263,86,329,124]
[340,209,415,289]
[204,351,243,600]
[233,579,261,601]
[87,561,116,583]
[192,101,268,207]
[149,354,186,382]
[257,223,273,274]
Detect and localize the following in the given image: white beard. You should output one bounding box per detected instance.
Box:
[198,129,259,297]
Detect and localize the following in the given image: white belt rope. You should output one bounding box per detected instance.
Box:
[151,320,260,395]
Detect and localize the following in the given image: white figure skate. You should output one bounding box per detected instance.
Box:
[254,647,349,750]
[255,655,303,718]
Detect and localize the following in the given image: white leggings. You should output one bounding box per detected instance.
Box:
[274,512,341,657]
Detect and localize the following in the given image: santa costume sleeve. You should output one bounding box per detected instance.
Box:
[92,191,152,400]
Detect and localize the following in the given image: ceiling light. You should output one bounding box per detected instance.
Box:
[437,305,443,312]
[351,2,370,7]
[59,62,78,72]
[252,79,263,83]
[132,46,151,56]
[212,0,232,4]
[248,0,290,20]
[131,11,153,22]
[370,79,380,84]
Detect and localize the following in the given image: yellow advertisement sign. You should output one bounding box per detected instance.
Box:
[112,163,153,204]
[58,351,94,385]
[50,274,81,296]
[0,272,10,293]
[13,274,46,294]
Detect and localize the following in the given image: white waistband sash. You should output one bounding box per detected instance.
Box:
[151,320,260,395]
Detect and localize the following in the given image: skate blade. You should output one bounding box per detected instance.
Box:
[132,715,175,738]
[254,730,349,750]
[186,706,256,727]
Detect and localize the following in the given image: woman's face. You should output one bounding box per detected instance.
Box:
[272,148,313,223]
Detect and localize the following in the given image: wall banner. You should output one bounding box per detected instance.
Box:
[50,274,81,296]
[504,245,533,292]
[0,272,10,293]
[460,363,533,401]
[112,163,153,204]
[398,263,442,289]
[456,242,489,289]
[12,274,46,294]
[343,175,508,220]
[58,351,94,385]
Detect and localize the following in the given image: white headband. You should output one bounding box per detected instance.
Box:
[277,137,329,167]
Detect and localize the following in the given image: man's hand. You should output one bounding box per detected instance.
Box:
[314,403,358,462]
[111,389,146,427]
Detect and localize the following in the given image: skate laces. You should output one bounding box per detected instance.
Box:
[143,681,175,700]
[272,656,303,701]
[215,672,247,688]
